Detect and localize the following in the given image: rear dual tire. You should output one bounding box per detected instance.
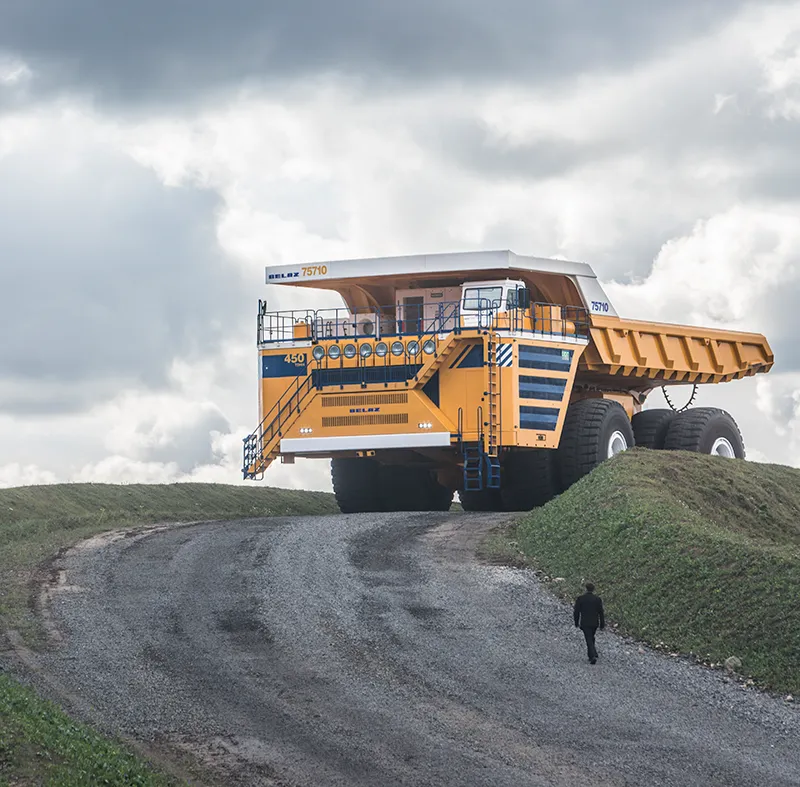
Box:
[631,408,675,449]
[663,407,745,459]
[632,406,745,458]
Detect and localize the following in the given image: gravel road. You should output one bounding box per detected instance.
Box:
[29,513,800,786]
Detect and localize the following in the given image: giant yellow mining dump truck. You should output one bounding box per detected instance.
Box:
[243,251,773,512]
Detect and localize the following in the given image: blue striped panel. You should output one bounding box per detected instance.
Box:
[449,344,473,368]
[519,345,573,372]
[496,344,513,367]
[520,405,560,431]
[457,345,484,368]
[519,375,567,401]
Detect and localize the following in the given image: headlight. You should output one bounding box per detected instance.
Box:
[344,343,357,359]
[391,341,405,356]
[407,340,420,356]
[359,344,372,358]
[328,345,341,360]
[375,342,388,357]
[422,340,436,355]
[312,346,325,361]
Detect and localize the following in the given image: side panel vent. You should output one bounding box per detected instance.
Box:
[322,393,409,407]
[322,413,409,428]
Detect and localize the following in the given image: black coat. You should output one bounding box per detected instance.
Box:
[574,592,605,629]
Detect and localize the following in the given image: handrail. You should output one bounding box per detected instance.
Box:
[257,299,589,344]
[242,373,315,476]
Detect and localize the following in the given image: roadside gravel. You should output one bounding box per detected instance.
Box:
[22,513,800,786]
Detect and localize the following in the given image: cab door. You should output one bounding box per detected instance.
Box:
[400,296,425,334]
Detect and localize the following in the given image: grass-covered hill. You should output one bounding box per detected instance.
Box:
[498,449,800,695]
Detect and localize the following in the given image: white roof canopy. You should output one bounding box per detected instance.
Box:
[265,250,595,284]
[263,250,617,317]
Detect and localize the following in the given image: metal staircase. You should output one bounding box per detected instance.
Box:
[463,442,484,491]
[414,333,461,387]
[242,373,316,479]
[461,333,502,492]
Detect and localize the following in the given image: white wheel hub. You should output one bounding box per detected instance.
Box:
[710,437,736,458]
[607,430,629,458]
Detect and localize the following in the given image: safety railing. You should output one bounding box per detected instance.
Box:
[256,299,590,344]
[242,373,315,478]
[505,302,591,340]
[257,300,466,344]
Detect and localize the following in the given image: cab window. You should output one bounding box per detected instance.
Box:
[462,286,503,311]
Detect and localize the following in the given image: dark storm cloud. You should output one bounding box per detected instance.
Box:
[0,0,753,104]
[0,142,250,415]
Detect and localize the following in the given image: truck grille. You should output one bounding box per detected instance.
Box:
[322,413,409,428]
[322,393,409,407]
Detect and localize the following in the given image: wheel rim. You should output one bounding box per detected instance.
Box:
[607,430,629,458]
[710,437,736,458]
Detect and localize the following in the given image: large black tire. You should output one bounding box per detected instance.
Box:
[458,489,503,511]
[380,464,453,512]
[663,407,745,459]
[631,409,676,450]
[500,449,559,511]
[331,457,383,513]
[557,399,634,490]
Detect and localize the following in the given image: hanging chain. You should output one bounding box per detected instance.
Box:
[662,384,698,413]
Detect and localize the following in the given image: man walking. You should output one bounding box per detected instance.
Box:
[574,582,605,664]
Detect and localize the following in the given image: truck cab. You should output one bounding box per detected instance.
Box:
[459,279,528,329]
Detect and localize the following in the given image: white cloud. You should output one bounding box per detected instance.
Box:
[0,55,31,86]
[3,1,800,493]
[605,204,797,333]
[0,463,58,488]
[756,374,800,463]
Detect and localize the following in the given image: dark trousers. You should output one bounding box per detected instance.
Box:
[581,626,598,660]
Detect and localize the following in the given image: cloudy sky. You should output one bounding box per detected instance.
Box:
[2,1,800,491]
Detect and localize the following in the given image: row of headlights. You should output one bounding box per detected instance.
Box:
[311,339,437,362]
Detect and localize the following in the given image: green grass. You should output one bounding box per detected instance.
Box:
[496,449,800,695]
[0,672,177,787]
[0,481,337,645]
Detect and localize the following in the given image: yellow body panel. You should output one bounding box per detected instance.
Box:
[252,330,589,473]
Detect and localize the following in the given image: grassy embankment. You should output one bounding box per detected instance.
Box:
[0,481,337,786]
[483,449,800,695]
[0,673,176,787]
